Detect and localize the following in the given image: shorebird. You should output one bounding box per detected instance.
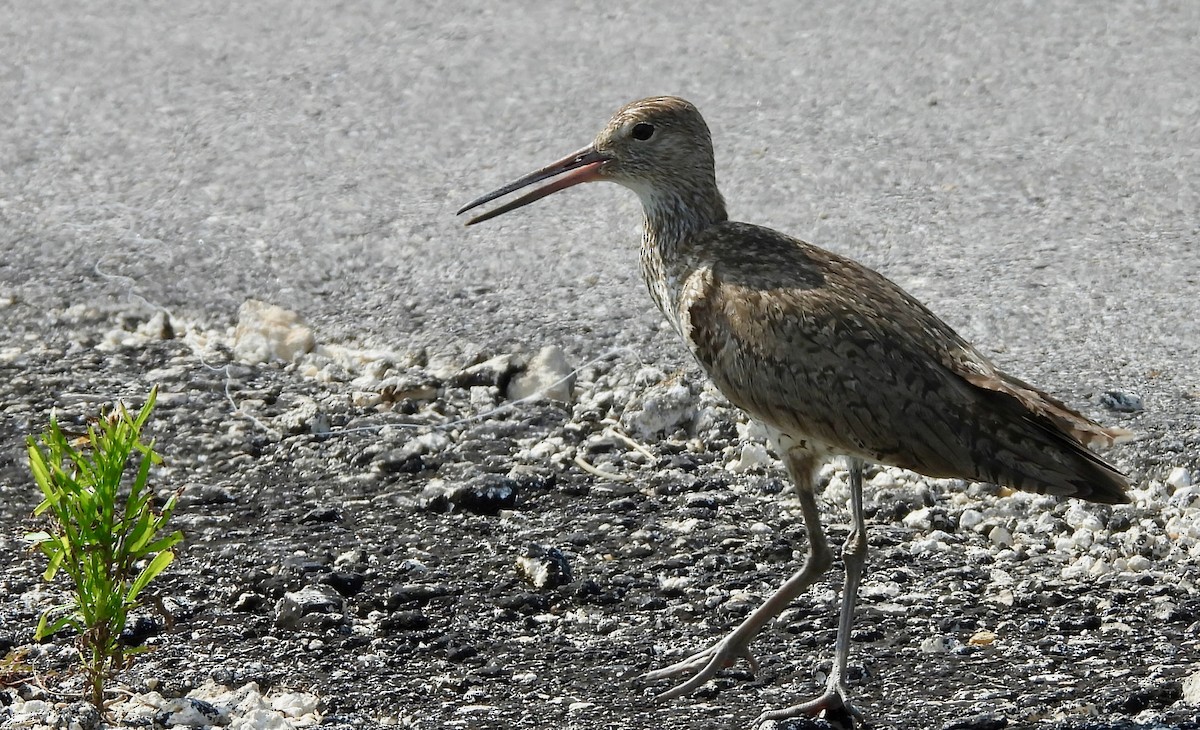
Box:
[457,96,1132,727]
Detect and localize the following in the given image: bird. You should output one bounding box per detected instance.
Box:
[457,96,1133,727]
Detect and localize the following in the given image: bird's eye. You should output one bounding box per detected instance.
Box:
[631,122,655,141]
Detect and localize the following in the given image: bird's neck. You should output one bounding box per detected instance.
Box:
[636,185,728,333]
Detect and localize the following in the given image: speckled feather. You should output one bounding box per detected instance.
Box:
[672,221,1131,503]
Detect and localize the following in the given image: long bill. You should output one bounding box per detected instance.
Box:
[457,146,609,226]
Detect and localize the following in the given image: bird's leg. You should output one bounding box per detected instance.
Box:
[756,457,868,728]
[644,450,833,701]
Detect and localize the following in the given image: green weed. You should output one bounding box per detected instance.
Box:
[25,387,183,709]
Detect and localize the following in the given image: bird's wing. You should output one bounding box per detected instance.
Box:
[676,222,1129,497]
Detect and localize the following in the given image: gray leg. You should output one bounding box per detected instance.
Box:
[644,447,833,699]
[756,457,868,727]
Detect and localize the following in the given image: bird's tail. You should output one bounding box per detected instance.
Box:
[970,383,1133,504]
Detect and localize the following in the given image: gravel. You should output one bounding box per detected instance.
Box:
[0,304,1197,729]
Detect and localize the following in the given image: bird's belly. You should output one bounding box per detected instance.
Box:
[706,368,888,466]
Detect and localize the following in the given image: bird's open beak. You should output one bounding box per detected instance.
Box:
[457,146,609,225]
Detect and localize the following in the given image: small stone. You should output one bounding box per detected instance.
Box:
[180,484,236,507]
[233,592,266,612]
[451,354,520,388]
[968,630,996,646]
[446,644,478,662]
[375,442,431,474]
[506,345,575,402]
[620,380,695,439]
[987,526,1013,547]
[921,635,947,653]
[958,509,984,531]
[153,697,228,728]
[275,585,344,630]
[1098,390,1143,413]
[301,506,341,524]
[1183,667,1200,704]
[726,442,772,473]
[516,545,573,589]
[59,702,102,730]
[382,610,431,631]
[386,583,452,608]
[419,475,518,515]
[138,310,175,340]
[322,571,366,597]
[233,299,316,365]
[903,506,933,529]
[1166,466,1193,489]
[377,372,440,402]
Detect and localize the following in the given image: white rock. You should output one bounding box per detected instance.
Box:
[1169,485,1198,508]
[1166,466,1193,489]
[621,381,695,439]
[736,418,772,443]
[1183,667,1200,704]
[274,585,343,629]
[233,300,316,365]
[1125,555,1151,572]
[271,691,320,718]
[506,345,574,402]
[1064,504,1104,532]
[727,442,772,473]
[958,509,984,531]
[920,635,946,653]
[902,506,933,530]
[870,471,897,489]
[988,526,1013,547]
[659,576,693,592]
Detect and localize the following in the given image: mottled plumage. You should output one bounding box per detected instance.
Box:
[675,220,1130,503]
[459,96,1132,727]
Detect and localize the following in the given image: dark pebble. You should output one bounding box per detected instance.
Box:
[1057,613,1102,632]
[387,583,452,608]
[421,475,518,515]
[323,571,366,597]
[301,506,341,524]
[496,592,548,613]
[381,610,430,631]
[446,644,479,662]
[120,614,163,644]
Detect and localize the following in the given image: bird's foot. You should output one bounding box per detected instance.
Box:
[755,688,863,729]
[642,633,760,700]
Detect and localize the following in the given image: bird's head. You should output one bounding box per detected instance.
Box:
[458,96,720,225]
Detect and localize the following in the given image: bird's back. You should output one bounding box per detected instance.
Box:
[669,221,1131,504]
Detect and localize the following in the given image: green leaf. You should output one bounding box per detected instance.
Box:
[35,610,78,640]
[133,386,158,430]
[42,542,66,581]
[127,550,174,604]
[142,530,184,555]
